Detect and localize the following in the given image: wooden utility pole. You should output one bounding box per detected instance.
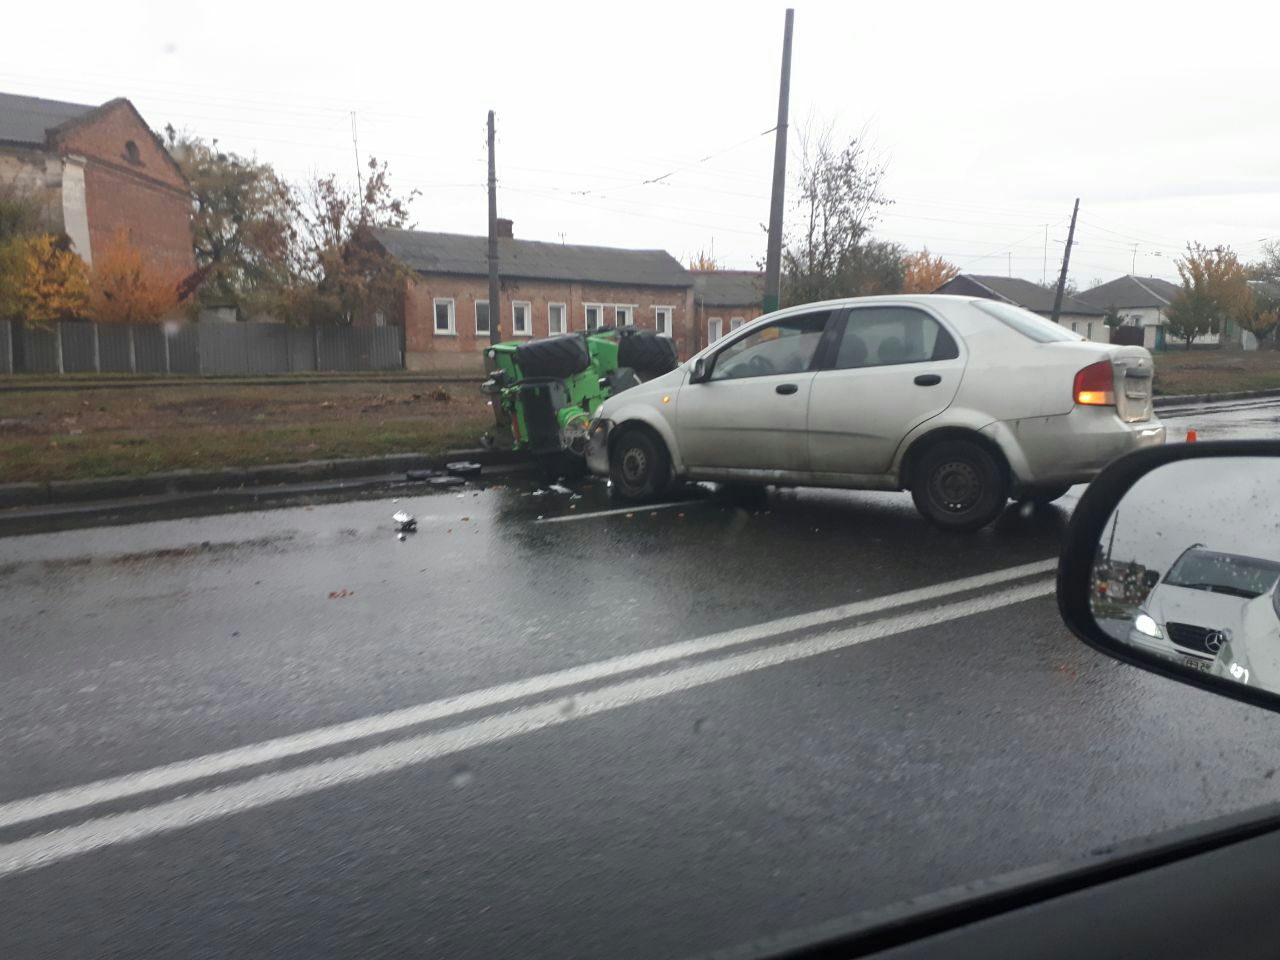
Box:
[1051,198,1080,325]
[487,110,501,345]
[762,8,794,315]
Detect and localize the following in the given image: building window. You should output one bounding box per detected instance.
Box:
[475,300,490,335]
[433,298,455,335]
[585,303,603,330]
[708,317,723,343]
[654,306,673,337]
[124,140,142,165]
[615,305,635,326]
[730,316,745,331]
[512,301,532,336]
[548,302,566,335]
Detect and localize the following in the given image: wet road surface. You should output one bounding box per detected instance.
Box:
[2,399,1279,958]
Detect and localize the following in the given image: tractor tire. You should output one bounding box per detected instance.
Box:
[514,334,590,380]
[910,439,1008,531]
[617,333,678,377]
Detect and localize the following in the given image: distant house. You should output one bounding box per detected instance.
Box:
[1076,275,1181,351]
[372,222,696,373]
[0,92,195,279]
[692,270,764,345]
[933,274,1108,341]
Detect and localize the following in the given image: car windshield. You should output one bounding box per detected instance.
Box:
[1164,549,1280,599]
[971,300,1084,343]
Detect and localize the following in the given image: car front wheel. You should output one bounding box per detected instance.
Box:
[610,427,670,501]
[911,439,1008,531]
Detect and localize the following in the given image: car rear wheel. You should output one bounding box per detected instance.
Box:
[911,440,1008,531]
[610,427,670,502]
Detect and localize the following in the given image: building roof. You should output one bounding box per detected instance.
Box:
[692,270,763,307]
[937,274,1105,316]
[372,228,693,288]
[0,91,96,146]
[1076,274,1180,310]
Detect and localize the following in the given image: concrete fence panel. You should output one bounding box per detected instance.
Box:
[132,325,168,374]
[21,325,60,373]
[166,325,199,374]
[97,326,133,372]
[287,325,315,372]
[198,323,249,376]
[59,321,97,373]
[0,320,11,375]
[246,324,290,374]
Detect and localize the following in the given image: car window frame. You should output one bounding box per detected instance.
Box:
[702,308,838,381]
[816,303,963,372]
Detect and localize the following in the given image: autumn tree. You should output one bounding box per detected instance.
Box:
[1240,280,1280,347]
[780,124,900,305]
[1246,240,1280,282]
[165,128,297,312]
[3,234,89,327]
[1165,243,1252,350]
[87,230,180,324]
[293,156,420,324]
[901,248,958,293]
[687,248,720,271]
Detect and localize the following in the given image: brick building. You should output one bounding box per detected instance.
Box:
[0,92,194,278]
[373,223,697,373]
[692,269,765,345]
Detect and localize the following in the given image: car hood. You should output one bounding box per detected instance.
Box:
[1148,584,1252,634]
[599,365,686,418]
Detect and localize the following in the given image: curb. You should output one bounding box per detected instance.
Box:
[1154,387,1280,408]
[0,448,527,511]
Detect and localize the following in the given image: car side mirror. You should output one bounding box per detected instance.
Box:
[1058,441,1280,712]
[690,356,711,384]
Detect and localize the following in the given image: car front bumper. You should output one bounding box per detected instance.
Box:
[586,418,613,477]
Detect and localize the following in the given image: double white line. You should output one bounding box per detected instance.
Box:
[0,558,1056,878]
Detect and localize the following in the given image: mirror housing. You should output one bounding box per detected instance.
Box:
[1058,440,1280,713]
[689,356,711,384]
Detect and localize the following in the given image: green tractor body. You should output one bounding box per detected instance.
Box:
[481,329,676,465]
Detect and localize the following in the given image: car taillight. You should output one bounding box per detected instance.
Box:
[1074,360,1115,406]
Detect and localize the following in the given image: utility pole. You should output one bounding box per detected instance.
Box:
[1131,243,1138,274]
[1007,252,1012,277]
[487,110,500,345]
[350,112,362,195]
[762,8,794,315]
[1051,198,1080,325]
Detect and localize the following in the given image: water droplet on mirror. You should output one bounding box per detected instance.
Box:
[450,765,474,789]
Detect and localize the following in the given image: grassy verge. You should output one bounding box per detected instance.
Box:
[1153,351,1280,396]
[0,381,493,484]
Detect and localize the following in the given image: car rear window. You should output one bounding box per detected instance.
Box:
[971,300,1083,343]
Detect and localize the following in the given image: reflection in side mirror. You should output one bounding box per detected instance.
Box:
[690,356,710,383]
[1059,445,1280,709]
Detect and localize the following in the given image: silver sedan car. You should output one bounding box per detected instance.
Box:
[587,295,1166,530]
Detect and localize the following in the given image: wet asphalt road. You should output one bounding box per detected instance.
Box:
[2,398,1280,959]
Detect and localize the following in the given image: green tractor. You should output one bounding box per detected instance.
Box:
[480,328,677,477]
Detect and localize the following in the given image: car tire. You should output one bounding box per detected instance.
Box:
[1021,483,1072,505]
[514,334,590,379]
[617,333,678,377]
[609,427,670,501]
[911,439,1008,531]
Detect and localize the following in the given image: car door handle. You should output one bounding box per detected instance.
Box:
[775,383,799,395]
[914,374,942,387]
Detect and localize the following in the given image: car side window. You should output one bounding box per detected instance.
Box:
[709,312,829,381]
[833,307,958,370]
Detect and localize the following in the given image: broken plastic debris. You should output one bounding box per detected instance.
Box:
[549,484,573,494]
[393,510,418,533]
[397,532,407,542]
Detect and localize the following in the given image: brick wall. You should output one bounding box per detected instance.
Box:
[696,302,764,347]
[404,273,696,373]
[52,101,195,279]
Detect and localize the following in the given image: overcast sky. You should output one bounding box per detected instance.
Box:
[6,0,1278,284]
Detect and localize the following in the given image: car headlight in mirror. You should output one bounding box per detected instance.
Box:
[1133,613,1163,639]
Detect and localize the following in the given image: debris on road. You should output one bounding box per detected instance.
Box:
[429,475,466,488]
[393,510,418,533]
[328,589,354,599]
[397,532,407,542]
[549,483,573,495]
[446,461,484,477]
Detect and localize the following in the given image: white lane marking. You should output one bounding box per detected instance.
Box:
[535,499,704,524]
[0,580,1052,877]
[0,557,1055,831]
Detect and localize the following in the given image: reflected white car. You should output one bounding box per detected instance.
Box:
[588,295,1165,529]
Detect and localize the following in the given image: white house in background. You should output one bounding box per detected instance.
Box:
[1076,275,1182,351]
[932,274,1109,341]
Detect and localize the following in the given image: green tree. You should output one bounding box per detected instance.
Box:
[1241,281,1280,347]
[1166,242,1251,350]
[780,125,898,305]
[1103,304,1123,329]
[165,128,298,312]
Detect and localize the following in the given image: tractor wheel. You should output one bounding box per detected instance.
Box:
[514,335,590,379]
[617,333,678,377]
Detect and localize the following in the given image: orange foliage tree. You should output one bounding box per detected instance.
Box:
[88,230,180,324]
[687,248,720,271]
[901,247,958,293]
[8,234,89,327]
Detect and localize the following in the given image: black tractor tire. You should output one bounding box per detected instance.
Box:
[617,333,678,377]
[609,427,671,502]
[1020,483,1072,505]
[910,439,1009,531]
[514,334,590,380]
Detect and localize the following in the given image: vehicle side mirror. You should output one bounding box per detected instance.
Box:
[1058,441,1280,711]
[690,356,711,384]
